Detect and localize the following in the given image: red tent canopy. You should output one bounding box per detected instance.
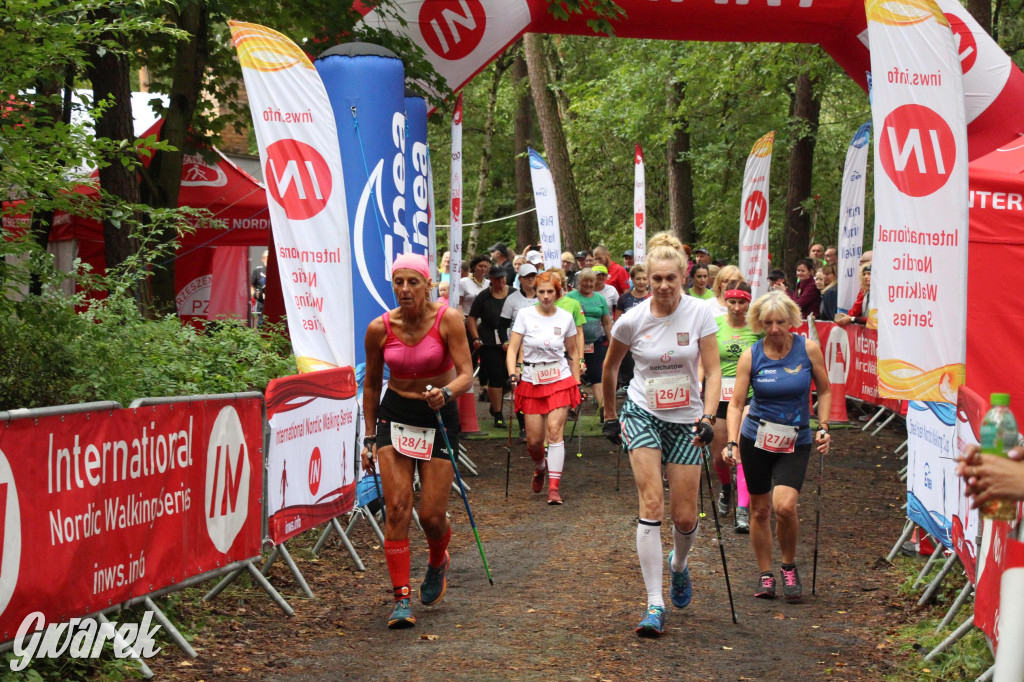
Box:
[967,135,1024,409]
[44,119,270,320]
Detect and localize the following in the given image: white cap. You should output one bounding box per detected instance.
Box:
[526,250,544,264]
[518,263,538,277]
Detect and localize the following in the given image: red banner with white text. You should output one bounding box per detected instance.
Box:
[0,398,263,636]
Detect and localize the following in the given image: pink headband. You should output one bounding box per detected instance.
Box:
[724,289,751,302]
[391,253,431,281]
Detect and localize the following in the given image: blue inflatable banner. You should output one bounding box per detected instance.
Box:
[315,43,409,369]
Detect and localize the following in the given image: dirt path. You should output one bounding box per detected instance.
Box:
[164,404,910,681]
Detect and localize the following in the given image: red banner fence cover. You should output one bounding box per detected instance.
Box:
[265,367,358,545]
[0,397,263,640]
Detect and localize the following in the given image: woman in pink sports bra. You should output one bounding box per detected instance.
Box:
[362,253,474,630]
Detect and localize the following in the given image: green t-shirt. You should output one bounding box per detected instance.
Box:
[554,296,586,327]
[689,289,715,300]
[566,290,610,342]
[716,317,762,398]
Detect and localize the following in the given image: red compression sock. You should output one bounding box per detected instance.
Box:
[426,526,452,568]
[384,539,411,600]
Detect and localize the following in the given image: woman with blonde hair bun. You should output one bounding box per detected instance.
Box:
[601,237,722,636]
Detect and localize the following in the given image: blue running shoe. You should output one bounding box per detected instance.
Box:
[419,551,449,606]
[668,550,692,609]
[635,605,665,636]
[387,598,416,629]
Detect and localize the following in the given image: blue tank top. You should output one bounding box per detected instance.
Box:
[741,335,813,446]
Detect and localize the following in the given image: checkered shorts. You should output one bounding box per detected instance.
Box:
[620,399,702,466]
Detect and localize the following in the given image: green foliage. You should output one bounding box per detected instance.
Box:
[0,237,294,412]
[883,556,992,680]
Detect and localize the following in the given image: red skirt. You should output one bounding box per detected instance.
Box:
[514,375,582,415]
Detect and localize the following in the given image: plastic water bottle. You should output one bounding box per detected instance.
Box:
[979,393,1019,521]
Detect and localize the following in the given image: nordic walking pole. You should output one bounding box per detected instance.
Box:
[567,385,582,456]
[812,448,825,596]
[702,445,738,624]
[428,386,494,585]
[505,390,514,498]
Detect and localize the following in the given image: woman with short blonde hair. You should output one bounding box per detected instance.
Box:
[748,290,802,334]
[705,265,745,318]
[723,289,831,603]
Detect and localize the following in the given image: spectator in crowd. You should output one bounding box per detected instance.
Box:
[959,444,1024,508]
[689,247,710,289]
[561,251,576,273]
[575,250,593,271]
[501,263,540,441]
[767,268,790,295]
[688,264,714,300]
[489,242,516,286]
[438,251,451,283]
[527,249,545,268]
[705,265,745,318]
[594,245,631,294]
[707,264,720,291]
[836,263,871,326]
[824,246,838,267]
[459,256,491,316]
[437,281,450,308]
[568,268,612,419]
[593,264,620,311]
[789,258,820,319]
[623,249,636,270]
[250,249,268,328]
[615,263,652,392]
[818,264,838,321]
[809,243,825,265]
[468,265,513,428]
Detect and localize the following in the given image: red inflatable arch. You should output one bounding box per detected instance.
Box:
[355,0,1024,160]
[354,0,1024,405]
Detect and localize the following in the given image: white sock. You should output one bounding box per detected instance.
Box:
[671,522,699,572]
[637,519,664,607]
[546,441,565,487]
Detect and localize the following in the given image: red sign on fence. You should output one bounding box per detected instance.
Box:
[0,398,263,639]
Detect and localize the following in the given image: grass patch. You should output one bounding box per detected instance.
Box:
[883,555,992,681]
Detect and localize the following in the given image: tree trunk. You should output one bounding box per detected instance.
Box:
[87,36,141,277]
[467,57,510,255]
[783,71,821,278]
[666,76,696,246]
[512,47,536,248]
[967,0,991,34]
[523,33,586,251]
[141,0,209,312]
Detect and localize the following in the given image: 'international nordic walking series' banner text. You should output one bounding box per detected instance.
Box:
[866,0,969,404]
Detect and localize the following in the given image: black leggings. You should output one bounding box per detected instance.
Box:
[739,434,812,495]
[376,390,459,460]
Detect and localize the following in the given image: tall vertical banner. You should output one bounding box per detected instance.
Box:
[528,147,562,271]
[633,144,647,265]
[867,0,968,404]
[427,154,438,287]
[449,93,463,309]
[738,131,774,299]
[315,44,408,371]
[837,122,871,314]
[905,401,958,549]
[229,22,355,371]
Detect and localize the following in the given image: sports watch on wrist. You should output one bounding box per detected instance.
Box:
[701,413,717,425]
[440,386,454,404]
